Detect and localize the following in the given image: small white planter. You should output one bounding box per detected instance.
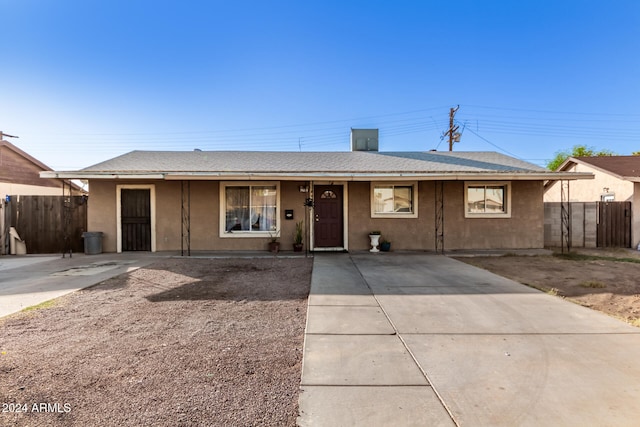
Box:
[369,234,381,253]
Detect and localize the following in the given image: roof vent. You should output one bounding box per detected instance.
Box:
[350,129,378,152]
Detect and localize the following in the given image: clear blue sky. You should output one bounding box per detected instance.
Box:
[1,0,639,170]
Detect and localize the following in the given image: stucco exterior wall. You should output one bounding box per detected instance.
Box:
[347,181,434,251]
[87,179,312,252]
[88,178,545,252]
[155,181,181,251]
[544,163,633,202]
[349,180,543,250]
[87,180,118,252]
[279,181,311,249]
[634,183,640,248]
[443,181,544,249]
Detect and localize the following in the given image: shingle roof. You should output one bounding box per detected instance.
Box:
[82,150,547,174]
[570,156,640,178]
[41,149,593,181]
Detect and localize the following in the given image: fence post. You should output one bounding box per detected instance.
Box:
[0,199,5,255]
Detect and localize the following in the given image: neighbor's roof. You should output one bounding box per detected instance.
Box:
[2,139,87,193]
[41,150,594,181]
[1,139,53,172]
[560,156,640,182]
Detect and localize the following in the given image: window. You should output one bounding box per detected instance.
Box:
[220,182,279,237]
[464,182,511,218]
[371,182,418,218]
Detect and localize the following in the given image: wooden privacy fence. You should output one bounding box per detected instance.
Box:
[544,201,632,249]
[3,195,88,254]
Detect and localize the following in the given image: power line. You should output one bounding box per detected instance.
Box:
[28,106,450,137]
[14,104,640,166]
[462,127,522,159]
[461,104,640,118]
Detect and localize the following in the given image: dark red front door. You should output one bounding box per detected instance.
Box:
[314,185,343,248]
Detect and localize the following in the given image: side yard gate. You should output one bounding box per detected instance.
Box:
[2,195,87,254]
[597,201,631,248]
[544,201,632,249]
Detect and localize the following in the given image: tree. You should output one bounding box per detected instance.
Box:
[546,144,616,171]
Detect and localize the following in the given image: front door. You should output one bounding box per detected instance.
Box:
[314,185,343,248]
[121,189,151,251]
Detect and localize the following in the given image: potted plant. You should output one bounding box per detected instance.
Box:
[293,220,304,252]
[369,231,381,253]
[380,238,391,252]
[268,231,280,253]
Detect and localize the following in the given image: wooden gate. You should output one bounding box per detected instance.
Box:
[597,201,631,248]
[5,195,87,254]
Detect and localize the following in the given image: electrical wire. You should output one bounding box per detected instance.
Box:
[14,103,640,171]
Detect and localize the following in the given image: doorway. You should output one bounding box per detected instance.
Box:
[120,188,152,251]
[313,185,344,248]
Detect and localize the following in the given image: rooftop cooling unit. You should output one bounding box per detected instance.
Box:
[350,128,379,152]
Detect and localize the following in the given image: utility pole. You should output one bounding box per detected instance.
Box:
[444,106,460,151]
[0,131,20,140]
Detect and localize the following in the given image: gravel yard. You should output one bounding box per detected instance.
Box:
[456,249,640,327]
[0,257,312,426]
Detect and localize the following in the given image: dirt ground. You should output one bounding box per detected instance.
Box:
[0,257,312,427]
[456,248,640,327]
[4,249,639,425]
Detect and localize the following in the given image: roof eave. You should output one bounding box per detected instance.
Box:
[543,171,596,191]
[40,171,166,180]
[41,171,595,181]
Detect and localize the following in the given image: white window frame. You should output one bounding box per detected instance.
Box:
[370,182,418,218]
[219,181,281,238]
[464,181,512,218]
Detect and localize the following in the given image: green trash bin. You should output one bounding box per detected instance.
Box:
[82,232,103,255]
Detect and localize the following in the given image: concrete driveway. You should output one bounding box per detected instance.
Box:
[0,251,306,319]
[0,253,166,318]
[299,253,640,426]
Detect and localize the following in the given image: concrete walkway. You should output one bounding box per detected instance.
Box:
[298,252,640,426]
